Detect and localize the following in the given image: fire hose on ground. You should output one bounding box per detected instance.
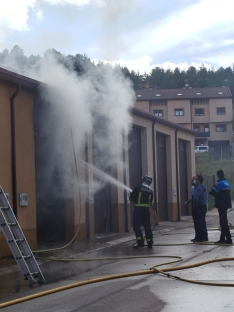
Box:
[1,252,234,309]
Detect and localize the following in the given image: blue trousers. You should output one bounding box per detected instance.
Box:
[218,208,232,241]
[193,204,208,241]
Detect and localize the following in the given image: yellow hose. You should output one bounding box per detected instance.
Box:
[1,256,234,309]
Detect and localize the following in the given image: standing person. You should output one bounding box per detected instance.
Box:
[184,176,198,242]
[129,175,154,249]
[209,169,233,244]
[192,174,208,242]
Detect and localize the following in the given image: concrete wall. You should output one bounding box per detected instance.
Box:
[167,100,191,124]
[150,102,168,119]
[192,103,210,123]
[209,122,233,142]
[135,100,150,113]
[131,114,195,222]
[0,84,37,257]
[209,98,232,122]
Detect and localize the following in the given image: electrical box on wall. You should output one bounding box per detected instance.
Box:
[19,193,28,207]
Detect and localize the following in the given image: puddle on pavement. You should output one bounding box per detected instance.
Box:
[0,242,140,303]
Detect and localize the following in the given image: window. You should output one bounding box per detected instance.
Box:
[194,125,200,132]
[216,125,226,132]
[195,108,204,116]
[217,107,226,115]
[204,125,209,132]
[175,109,184,116]
[154,110,163,117]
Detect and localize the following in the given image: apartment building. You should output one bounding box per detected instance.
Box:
[135,87,233,150]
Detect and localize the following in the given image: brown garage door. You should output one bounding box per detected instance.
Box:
[128,126,142,225]
[92,113,112,233]
[156,133,168,221]
[179,140,188,216]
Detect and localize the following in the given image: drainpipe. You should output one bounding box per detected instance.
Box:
[122,130,129,232]
[175,129,180,221]
[190,101,193,130]
[152,120,158,225]
[10,84,21,217]
[85,133,90,239]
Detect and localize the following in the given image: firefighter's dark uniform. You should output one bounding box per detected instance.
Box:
[130,183,153,248]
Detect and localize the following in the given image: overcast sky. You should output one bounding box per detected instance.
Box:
[1,0,234,73]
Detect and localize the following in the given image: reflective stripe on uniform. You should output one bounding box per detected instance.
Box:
[135,192,152,207]
[137,192,142,205]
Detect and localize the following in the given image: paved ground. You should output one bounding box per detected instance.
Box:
[0,206,234,311]
[0,207,222,277]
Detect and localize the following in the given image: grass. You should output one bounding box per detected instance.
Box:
[195,153,234,210]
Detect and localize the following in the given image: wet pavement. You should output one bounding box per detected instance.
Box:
[1,207,234,311]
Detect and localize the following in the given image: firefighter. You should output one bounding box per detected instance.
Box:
[129,175,154,248]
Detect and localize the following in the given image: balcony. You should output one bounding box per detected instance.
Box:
[194,131,210,137]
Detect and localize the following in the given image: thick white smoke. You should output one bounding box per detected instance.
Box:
[36,52,135,194]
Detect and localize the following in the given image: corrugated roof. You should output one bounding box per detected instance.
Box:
[136,87,232,101]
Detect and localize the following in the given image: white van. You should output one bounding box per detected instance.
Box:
[195,146,209,153]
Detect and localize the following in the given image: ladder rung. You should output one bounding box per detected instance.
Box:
[23,255,32,259]
[8,222,17,225]
[0,206,9,209]
[15,239,25,242]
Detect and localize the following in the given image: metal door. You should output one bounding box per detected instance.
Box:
[128,126,142,225]
[156,133,168,221]
[35,137,66,243]
[92,113,112,233]
[179,140,188,215]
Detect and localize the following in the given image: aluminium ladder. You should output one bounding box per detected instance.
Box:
[0,185,45,285]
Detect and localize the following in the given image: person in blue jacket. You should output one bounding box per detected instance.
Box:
[129,175,154,249]
[192,174,208,242]
[209,169,233,244]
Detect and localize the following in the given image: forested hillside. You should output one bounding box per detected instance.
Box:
[1,45,234,100]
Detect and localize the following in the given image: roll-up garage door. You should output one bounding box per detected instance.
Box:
[128,126,142,225]
[156,133,168,221]
[179,140,188,216]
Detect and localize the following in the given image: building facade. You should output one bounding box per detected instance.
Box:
[0,67,195,258]
[0,68,39,257]
[135,87,233,151]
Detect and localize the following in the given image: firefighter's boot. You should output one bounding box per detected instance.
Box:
[133,238,145,249]
[147,238,153,249]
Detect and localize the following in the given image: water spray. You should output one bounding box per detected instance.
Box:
[78,159,132,193]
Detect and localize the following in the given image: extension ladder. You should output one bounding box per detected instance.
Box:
[0,185,45,285]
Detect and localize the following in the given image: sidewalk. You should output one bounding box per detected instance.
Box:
[0,207,224,278]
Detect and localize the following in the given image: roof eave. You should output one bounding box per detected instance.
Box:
[131,107,195,134]
[0,67,41,91]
